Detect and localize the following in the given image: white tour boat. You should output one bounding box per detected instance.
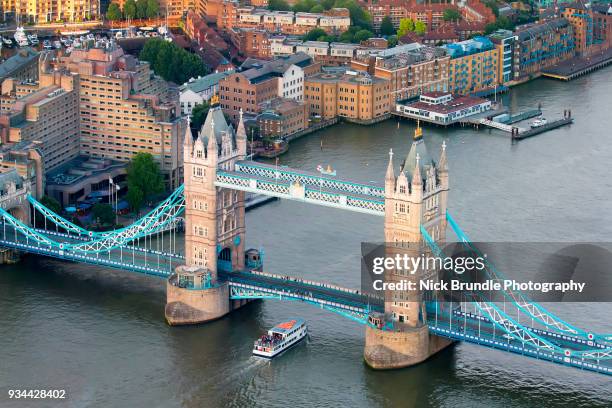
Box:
[253,319,307,358]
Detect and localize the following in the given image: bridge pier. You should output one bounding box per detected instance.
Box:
[165,266,230,325]
[364,325,453,369]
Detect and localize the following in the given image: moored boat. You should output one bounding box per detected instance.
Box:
[253,318,307,358]
[530,118,547,128]
[316,164,336,176]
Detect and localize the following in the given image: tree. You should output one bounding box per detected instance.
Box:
[123,0,137,19]
[146,0,159,18]
[338,30,354,43]
[292,0,317,12]
[139,39,207,84]
[414,20,427,35]
[123,0,136,19]
[92,203,115,225]
[310,4,324,13]
[106,3,122,21]
[334,0,372,31]
[136,0,147,19]
[303,28,327,41]
[443,8,461,22]
[268,0,291,11]
[321,0,335,8]
[41,196,62,214]
[126,152,164,213]
[397,18,415,37]
[354,29,374,43]
[387,34,398,48]
[191,101,210,131]
[380,16,395,36]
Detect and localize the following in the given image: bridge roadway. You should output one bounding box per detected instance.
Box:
[1,224,381,315]
[427,306,612,375]
[3,224,610,375]
[223,270,383,317]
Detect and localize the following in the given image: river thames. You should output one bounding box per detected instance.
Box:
[1,67,612,407]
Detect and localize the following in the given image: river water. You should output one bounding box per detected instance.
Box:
[1,68,612,407]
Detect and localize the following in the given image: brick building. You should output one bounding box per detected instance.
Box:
[351,43,450,101]
[304,70,391,122]
[219,53,318,123]
[257,98,308,138]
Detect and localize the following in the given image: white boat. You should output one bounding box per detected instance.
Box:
[2,37,13,47]
[253,319,307,358]
[14,27,29,47]
[59,29,89,36]
[42,40,52,49]
[316,164,336,176]
[27,34,39,45]
[53,40,62,49]
[530,118,547,128]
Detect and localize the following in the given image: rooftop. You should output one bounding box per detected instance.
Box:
[180,71,234,94]
[0,48,39,80]
[46,156,126,186]
[406,94,489,115]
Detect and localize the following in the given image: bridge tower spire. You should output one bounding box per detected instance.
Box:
[365,126,453,369]
[165,102,246,325]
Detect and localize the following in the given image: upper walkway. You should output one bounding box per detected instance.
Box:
[216,161,385,216]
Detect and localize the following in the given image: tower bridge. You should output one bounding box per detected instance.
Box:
[0,103,610,376]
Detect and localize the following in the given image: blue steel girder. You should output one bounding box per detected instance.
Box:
[444,211,606,342]
[235,161,384,198]
[215,171,385,216]
[421,223,612,359]
[28,184,185,240]
[2,192,185,253]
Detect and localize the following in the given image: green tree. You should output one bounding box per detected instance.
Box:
[190,101,210,130]
[126,152,164,213]
[140,39,207,84]
[333,0,372,30]
[303,28,327,41]
[397,18,415,37]
[380,15,395,36]
[92,203,115,225]
[338,30,354,43]
[310,4,324,13]
[414,20,427,35]
[268,0,291,11]
[443,8,461,22]
[106,3,122,21]
[387,34,398,47]
[123,0,137,19]
[146,0,159,18]
[136,0,147,19]
[292,0,317,12]
[321,0,335,9]
[354,29,373,43]
[41,195,62,214]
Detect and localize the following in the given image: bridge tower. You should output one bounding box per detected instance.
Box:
[364,124,453,369]
[165,98,247,325]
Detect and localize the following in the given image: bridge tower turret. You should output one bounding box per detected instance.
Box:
[364,123,453,369]
[165,98,247,325]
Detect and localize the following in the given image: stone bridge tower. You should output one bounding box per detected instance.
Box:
[165,99,247,325]
[364,124,453,369]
